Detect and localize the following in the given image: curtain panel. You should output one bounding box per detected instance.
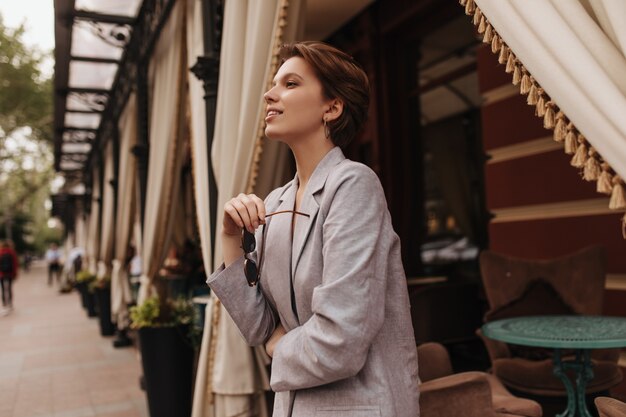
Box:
[85,165,101,274]
[192,0,304,416]
[97,141,116,279]
[137,0,188,304]
[462,0,626,233]
[111,93,138,322]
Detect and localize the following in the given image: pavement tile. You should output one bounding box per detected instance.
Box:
[0,263,148,417]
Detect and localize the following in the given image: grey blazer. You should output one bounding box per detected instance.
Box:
[208,147,420,417]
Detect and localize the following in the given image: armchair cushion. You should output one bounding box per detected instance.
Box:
[420,373,495,417]
[595,397,626,417]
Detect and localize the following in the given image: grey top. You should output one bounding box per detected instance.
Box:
[208,147,420,417]
[482,315,626,349]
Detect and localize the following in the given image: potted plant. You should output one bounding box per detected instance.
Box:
[75,270,97,317]
[90,275,115,336]
[130,296,199,417]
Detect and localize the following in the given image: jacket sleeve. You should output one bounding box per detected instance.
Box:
[206,187,285,346]
[270,165,389,392]
[207,256,278,346]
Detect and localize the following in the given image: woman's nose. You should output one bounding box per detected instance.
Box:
[264,87,277,103]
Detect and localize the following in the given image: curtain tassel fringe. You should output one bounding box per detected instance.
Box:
[543,103,555,129]
[527,83,539,105]
[570,141,587,168]
[505,53,516,73]
[520,72,532,94]
[536,94,546,117]
[553,112,566,141]
[465,0,476,15]
[583,152,601,181]
[491,35,502,54]
[512,65,522,85]
[473,8,483,26]
[597,165,613,194]
[610,177,626,210]
[498,45,509,65]
[483,24,494,43]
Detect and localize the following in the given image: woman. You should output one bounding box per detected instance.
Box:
[208,42,419,417]
[0,240,19,309]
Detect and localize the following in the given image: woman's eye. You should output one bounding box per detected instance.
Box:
[286,81,297,88]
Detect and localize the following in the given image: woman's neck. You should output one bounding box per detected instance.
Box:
[290,137,335,189]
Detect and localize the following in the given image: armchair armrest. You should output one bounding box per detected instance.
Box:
[420,373,495,417]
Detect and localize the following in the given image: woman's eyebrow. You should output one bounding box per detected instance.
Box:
[272,72,304,85]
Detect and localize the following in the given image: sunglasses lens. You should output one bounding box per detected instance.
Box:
[242,230,256,253]
[244,258,258,286]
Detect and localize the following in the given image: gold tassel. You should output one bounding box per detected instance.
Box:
[543,103,555,129]
[484,24,494,43]
[491,35,501,54]
[622,213,626,239]
[570,141,587,168]
[465,0,476,15]
[498,45,509,65]
[597,164,613,194]
[473,8,482,26]
[505,53,516,73]
[609,177,626,210]
[536,94,546,117]
[564,129,577,154]
[460,0,468,6]
[512,65,522,85]
[583,152,601,181]
[553,112,567,141]
[478,15,487,34]
[520,72,532,94]
[527,83,539,105]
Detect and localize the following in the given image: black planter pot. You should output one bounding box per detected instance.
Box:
[95,287,115,336]
[139,325,194,417]
[75,281,88,308]
[85,290,98,317]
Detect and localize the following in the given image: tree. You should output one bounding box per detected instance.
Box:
[0,14,53,146]
[0,13,56,253]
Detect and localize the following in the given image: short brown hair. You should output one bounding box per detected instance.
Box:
[279,42,370,148]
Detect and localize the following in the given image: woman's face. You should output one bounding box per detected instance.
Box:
[264,57,330,143]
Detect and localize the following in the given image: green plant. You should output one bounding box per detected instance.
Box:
[88,275,111,292]
[130,296,200,347]
[76,270,96,284]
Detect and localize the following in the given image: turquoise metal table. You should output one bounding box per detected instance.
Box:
[482,315,626,417]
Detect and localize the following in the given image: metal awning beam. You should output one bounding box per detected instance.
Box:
[64,87,110,95]
[71,56,121,64]
[73,10,135,25]
[66,109,104,114]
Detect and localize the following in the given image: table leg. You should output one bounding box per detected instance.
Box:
[553,349,594,417]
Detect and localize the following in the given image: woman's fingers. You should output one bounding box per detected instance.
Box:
[223,194,265,234]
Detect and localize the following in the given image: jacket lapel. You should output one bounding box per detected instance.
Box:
[263,180,299,328]
[292,147,345,276]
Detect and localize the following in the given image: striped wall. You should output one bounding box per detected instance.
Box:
[477,44,626,397]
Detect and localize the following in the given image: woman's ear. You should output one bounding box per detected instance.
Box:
[324,98,344,122]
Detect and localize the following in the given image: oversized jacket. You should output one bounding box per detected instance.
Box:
[208,147,420,417]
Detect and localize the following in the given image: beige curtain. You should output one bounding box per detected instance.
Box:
[192,1,304,416]
[137,0,188,304]
[466,0,626,230]
[111,93,138,322]
[97,141,115,279]
[85,165,101,274]
[75,214,87,251]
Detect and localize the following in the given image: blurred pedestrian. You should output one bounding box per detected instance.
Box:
[45,243,62,286]
[0,240,19,309]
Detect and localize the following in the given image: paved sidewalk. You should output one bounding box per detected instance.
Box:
[0,261,148,417]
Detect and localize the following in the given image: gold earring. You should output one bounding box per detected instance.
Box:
[323,118,330,139]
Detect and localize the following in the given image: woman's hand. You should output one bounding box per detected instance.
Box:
[265,324,286,358]
[223,193,266,236]
[222,194,266,267]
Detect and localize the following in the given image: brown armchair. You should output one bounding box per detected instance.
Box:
[478,246,622,396]
[595,397,626,417]
[418,342,542,417]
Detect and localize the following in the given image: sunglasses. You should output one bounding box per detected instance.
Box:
[242,210,310,286]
